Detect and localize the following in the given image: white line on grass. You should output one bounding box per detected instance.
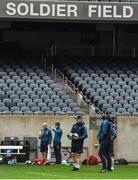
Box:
[27,172,67,178]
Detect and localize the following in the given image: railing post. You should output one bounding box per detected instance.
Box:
[54,68,57,82]
[132,46,136,58]
[52,64,54,78]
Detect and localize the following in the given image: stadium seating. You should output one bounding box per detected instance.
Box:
[0,57,84,116]
[57,57,138,116]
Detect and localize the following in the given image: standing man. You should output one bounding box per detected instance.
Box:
[97,112,112,173]
[70,115,88,171]
[51,122,63,164]
[39,123,52,164]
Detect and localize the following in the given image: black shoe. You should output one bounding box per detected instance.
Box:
[107,169,113,173]
[72,167,80,171]
[45,162,50,165]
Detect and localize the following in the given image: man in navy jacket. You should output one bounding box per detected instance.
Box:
[51,122,63,164]
[97,112,112,172]
[70,116,88,171]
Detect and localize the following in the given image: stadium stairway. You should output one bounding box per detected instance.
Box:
[45,65,89,115]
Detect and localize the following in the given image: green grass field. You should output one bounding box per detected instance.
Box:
[0,164,138,179]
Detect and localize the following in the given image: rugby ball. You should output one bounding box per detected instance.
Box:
[67,133,79,140]
[62,160,67,165]
[67,133,73,140]
[25,160,32,165]
[72,133,79,140]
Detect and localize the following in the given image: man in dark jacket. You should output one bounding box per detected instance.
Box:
[70,116,88,171]
[51,122,63,164]
[97,112,112,172]
[39,123,52,164]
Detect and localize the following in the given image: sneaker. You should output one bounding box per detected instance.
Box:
[72,167,80,171]
[111,167,114,171]
[100,169,107,173]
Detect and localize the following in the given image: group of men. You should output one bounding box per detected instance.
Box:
[39,113,116,172]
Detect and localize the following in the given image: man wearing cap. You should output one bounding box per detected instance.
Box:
[51,122,63,164]
[39,123,52,164]
[97,112,112,172]
[70,116,88,171]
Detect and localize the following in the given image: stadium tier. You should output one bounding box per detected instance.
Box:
[56,57,138,116]
[0,57,84,116]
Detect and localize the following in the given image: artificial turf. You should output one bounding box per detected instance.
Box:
[0,164,138,179]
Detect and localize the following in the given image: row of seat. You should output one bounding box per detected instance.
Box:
[0,58,84,116]
[58,58,138,116]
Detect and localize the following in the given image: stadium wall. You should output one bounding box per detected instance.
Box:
[116,117,138,163]
[0,115,90,157]
[0,116,138,162]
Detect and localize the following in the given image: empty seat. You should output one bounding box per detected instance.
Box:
[51,95,59,101]
[34,111,43,115]
[69,103,78,109]
[41,95,49,101]
[44,99,53,104]
[62,107,71,112]
[24,111,33,115]
[31,107,40,112]
[47,91,56,97]
[0,107,9,112]
[61,95,69,101]
[16,91,25,96]
[27,91,35,96]
[55,111,65,115]
[119,100,128,105]
[117,108,126,113]
[54,99,63,104]
[123,104,132,110]
[23,99,32,104]
[113,104,122,109]
[72,107,80,112]
[13,99,21,105]
[102,104,112,111]
[66,111,75,115]
[107,108,116,114]
[129,100,137,106]
[21,107,30,112]
[31,95,39,100]
[44,111,54,115]
[10,106,20,112]
[20,95,29,100]
[41,107,50,112]
[76,111,85,116]
[38,103,46,108]
[17,102,26,108]
[34,99,42,104]
[57,91,66,97]
[48,102,57,108]
[1,111,12,115]
[19,83,28,89]
[128,108,136,114]
[6,90,15,96]
[52,107,61,112]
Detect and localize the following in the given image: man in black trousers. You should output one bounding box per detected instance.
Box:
[97,112,112,173]
[51,122,63,164]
